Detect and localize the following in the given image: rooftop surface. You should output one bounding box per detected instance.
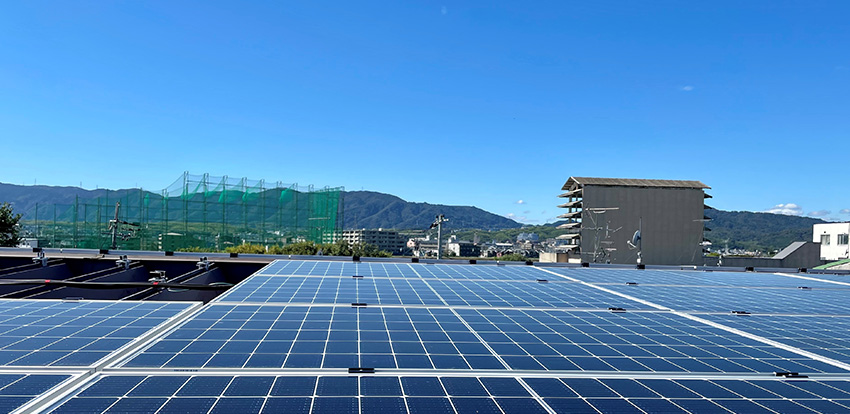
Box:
[3,257,850,413]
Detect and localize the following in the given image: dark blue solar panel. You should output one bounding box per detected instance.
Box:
[546,267,850,289]
[124,304,509,370]
[603,283,850,314]
[0,300,193,367]
[257,260,548,281]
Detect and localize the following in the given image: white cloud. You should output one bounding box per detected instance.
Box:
[808,210,831,217]
[764,203,803,216]
[441,6,447,15]
[505,213,528,222]
[515,200,526,204]
[841,208,850,214]
[680,85,694,92]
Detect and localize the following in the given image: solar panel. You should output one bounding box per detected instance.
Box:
[47,374,850,413]
[3,258,849,413]
[256,260,547,281]
[546,267,850,289]
[601,284,850,314]
[0,300,197,367]
[700,313,850,366]
[214,276,444,305]
[0,373,73,412]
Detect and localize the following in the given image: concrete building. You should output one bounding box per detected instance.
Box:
[446,240,480,257]
[813,222,850,261]
[340,229,406,253]
[557,177,710,265]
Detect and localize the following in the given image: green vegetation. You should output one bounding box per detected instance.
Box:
[0,202,22,247]
[178,240,392,258]
[452,225,564,244]
[492,253,529,261]
[704,210,825,252]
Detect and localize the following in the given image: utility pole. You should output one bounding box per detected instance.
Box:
[430,214,448,259]
[111,202,121,250]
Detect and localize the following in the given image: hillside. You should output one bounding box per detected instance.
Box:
[342,191,521,230]
[0,183,522,231]
[704,209,825,252]
[0,182,826,250]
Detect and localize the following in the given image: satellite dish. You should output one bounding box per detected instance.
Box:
[627,229,641,249]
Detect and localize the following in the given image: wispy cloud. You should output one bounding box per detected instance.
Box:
[680,85,694,92]
[515,200,526,204]
[764,203,803,216]
[522,210,530,214]
[841,208,850,214]
[808,210,831,217]
[505,213,528,222]
[441,6,447,15]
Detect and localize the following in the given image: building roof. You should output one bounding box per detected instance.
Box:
[562,176,710,190]
[772,241,808,260]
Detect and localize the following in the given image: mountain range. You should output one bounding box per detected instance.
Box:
[0,182,825,251]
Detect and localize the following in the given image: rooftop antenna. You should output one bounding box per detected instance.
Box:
[581,208,620,263]
[430,214,448,259]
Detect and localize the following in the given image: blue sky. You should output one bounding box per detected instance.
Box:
[1,1,848,224]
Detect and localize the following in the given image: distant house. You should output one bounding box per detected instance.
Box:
[813,222,850,261]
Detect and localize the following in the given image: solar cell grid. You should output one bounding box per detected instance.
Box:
[0,300,194,367]
[122,304,507,370]
[414,264,546,281]
[427,279,647,309]
[0,374,72,413]
[259,261,420,279]
[701,314,850,366]
[48,374,850,413]
[217,273,646,310]
[546,267,850,289]
[215,276,444,305]
[603,283,850,314]
[49,375,551,414]
[256,260,549,281]
[9,259,850,413]
[454,308,846,373]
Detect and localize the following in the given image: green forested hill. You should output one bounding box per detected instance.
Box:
[0,182,826,251]
[451,210,824,253]
[704,209,824,252]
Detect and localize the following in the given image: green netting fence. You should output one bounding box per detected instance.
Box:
[19,172,343,251]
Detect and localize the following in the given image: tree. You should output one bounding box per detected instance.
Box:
[0,202,22,247]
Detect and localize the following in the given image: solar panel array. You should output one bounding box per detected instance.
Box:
[6,259,850,413]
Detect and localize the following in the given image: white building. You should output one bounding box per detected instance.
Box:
[813,222,850,261]
[340,229,406,253]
